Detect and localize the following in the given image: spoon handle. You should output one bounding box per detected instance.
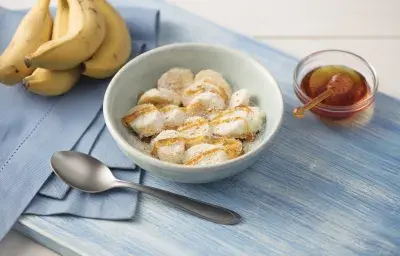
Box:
[115,180,241,225]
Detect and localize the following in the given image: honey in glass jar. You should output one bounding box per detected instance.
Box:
[302,65,369,105]
[293,50,378,121]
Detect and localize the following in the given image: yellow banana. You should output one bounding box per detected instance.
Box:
[23,68,80,96]
[25,0,106,70]
[23,0,80,96]
[0,0,52,85]
[82,0,132,79]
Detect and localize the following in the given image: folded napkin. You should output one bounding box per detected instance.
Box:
[0,5,160,239]
[24,112,143,219]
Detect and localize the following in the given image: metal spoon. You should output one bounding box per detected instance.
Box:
[50,151,241,225]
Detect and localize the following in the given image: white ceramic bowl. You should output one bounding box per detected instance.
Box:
[103,43,284,183]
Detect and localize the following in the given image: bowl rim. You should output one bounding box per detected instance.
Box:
[103,42,284,172]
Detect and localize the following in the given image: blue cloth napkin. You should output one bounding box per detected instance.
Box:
[0,5,159,239]
[24,112,143,219]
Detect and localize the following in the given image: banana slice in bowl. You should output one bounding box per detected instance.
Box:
[229,89,251,108]
[150,130,186,164]
[122,103,164,138]
[186,91,226,116]
[157,68,194,94]
[138,88,181,106]
[210,106,265,140]
[177,116,212,148]
[182,81,228,107]
[183,143,229,166]
[194,69,232,97]
[159,105,186,129]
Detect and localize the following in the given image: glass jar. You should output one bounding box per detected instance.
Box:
[293,50,378,120]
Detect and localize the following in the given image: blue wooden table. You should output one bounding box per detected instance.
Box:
[16,0,400,255]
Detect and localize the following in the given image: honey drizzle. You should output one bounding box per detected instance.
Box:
[140,96,171,107]
[177,118,208,132]
[210,109,234,121]
[186,83,229,103]
[235,106,251,112]
[184,147,223,166]
[122,105,156,125]
[210,106,250,122]
[211,138,243,159]
[210,116,246,125]
[159,105,177,113]
[185,135,210,148]
[164,125,180,130]
[199,77,229,94]
[186,102,205,114]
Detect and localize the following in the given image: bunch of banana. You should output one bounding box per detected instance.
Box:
[0,0,132,96]
[23,0,80,96]
[25,0,106,70]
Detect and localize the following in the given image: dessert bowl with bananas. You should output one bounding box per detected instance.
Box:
[104,43,284,183]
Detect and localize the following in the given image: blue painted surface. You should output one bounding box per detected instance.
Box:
[18,0,400,255]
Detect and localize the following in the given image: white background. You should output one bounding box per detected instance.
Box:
[0,0,399,255]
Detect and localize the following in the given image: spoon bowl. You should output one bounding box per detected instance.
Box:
[51,151,115,193]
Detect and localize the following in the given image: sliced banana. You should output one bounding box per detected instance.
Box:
[138,88,181,106]
[210,106,265,140]
[150,130,185,164]
[246,106,266,133]
[157,68,194,94]
[194,69,232,97]
[186,92,226,116]
[229,89,250,108]
[122,103,164,138]
[159,105,186,129]
[182,81,228,107]
[177,116,212,148]
[183,143,229,166]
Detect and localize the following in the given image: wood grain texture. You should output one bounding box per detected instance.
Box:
[14,0,400,255]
